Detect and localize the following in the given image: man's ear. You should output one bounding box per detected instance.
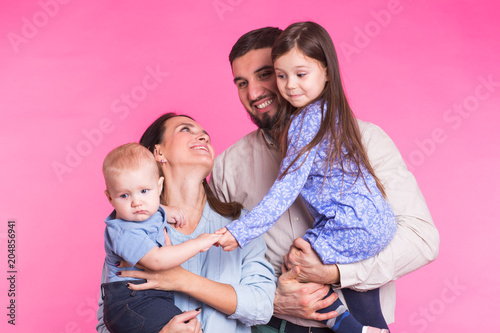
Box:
[104,189,112,203]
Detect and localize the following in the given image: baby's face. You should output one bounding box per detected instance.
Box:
[105,168,162,222]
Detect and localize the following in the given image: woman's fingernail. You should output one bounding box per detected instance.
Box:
[125,283,130,289]
[115,262,120,267]
[195,307,202,311]
[116,272,121,276]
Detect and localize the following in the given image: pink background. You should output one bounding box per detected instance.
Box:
[1,1,499,332]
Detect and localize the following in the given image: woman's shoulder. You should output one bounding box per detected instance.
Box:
[205,204,249,227]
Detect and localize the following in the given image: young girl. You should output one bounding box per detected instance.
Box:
[217,21,396,333]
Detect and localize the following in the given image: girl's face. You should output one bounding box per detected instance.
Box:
[274,47,328,108]
[155,116,215,175]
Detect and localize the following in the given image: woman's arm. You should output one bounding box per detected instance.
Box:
[227,236,276,326]
[119,265,238,315]
[96,263,109,333]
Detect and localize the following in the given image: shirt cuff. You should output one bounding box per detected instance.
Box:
[337,262,362,290]
[228,283,273,327]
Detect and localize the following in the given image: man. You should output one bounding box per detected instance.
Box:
[210,27,439,332]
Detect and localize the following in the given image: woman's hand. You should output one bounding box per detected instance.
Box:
[284,237,340,285]
[159,309,203,333]
[119,265,188,293]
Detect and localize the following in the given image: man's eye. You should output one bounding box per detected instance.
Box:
[141,189,149,194]
[237,81,247,89]
[259,71,272,79]
[181,127,190,132]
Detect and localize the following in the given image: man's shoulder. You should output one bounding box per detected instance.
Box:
[215,129,263,162]
[357,118,379,133]
[356,119,389,142]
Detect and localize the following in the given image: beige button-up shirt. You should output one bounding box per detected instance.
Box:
[211,119,439,327]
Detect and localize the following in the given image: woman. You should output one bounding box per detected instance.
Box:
[96,113,276,332]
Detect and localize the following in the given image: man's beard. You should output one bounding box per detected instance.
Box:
[246,104,288,146]
[247,110,277,130]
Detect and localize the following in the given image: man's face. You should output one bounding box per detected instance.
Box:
[231,48,281,130]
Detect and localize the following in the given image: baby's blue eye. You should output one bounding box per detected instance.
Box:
[141,189,149,194]
[120,194,129,199]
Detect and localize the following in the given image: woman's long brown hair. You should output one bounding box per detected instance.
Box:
[272,22,386,197]
[140,112,243,219]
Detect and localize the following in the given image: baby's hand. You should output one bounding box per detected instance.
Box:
[196,233,222,252]
[163,205,186,228]
[215,227,239,252]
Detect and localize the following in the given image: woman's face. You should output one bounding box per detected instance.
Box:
[156,116,215,174]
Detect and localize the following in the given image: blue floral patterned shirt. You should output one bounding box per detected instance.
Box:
[226,100,397,264]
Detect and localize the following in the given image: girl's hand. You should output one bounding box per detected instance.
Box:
[159,309,203,333]
[215,227,239,252]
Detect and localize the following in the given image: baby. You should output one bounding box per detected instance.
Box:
[101,142,220,333]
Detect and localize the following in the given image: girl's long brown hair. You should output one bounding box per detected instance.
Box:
[272,22,386,197]
[140,112,243,219]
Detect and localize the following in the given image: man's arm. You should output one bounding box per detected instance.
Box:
[273,264,339,322]
[338,122,439,290]
[285,122,439,290]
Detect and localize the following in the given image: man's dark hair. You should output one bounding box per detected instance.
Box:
[229,27,282,64]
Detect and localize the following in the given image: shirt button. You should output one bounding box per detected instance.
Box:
[294,217,299,222]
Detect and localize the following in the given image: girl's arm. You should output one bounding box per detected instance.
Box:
[138,233,221,271]
[226,104,323,248]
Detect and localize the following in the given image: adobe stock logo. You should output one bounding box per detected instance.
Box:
[7,0,71,54]
[213,0,243,20]
[340,0,404,63]
[408,277,466,332]
[405,74,499,171]
[51,65,169,182]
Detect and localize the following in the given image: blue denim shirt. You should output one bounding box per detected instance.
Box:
[104,206,167,283]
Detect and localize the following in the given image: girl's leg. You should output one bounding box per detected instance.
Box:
[342,288,388,329]
[318,287,389,333]
[318,287,364,332]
